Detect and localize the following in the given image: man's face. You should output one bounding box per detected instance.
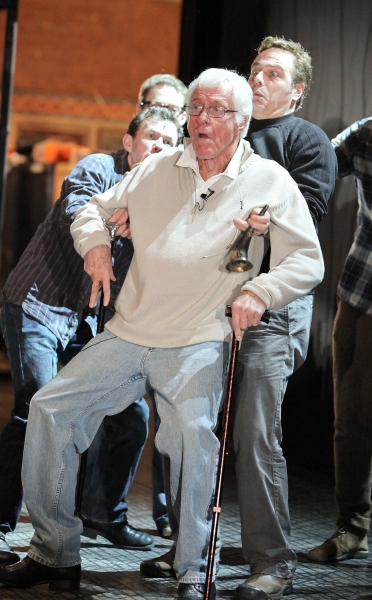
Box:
[187,84,246,162]
[123,116,178,166]
[138,84,186,125]
[248,48,304,119]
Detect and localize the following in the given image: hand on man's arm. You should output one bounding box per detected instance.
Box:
[108,208,131,238]
[231,291,267,341]
[84,245,116,308]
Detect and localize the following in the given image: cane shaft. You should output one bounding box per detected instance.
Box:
[97,288,106,334]
[204,335,239,600]
[75,290,106,517]
[204,305,270,599]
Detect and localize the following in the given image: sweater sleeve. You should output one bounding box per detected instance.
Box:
[240,167,325,309]
[287,122,337,227]
[70,166,139,257]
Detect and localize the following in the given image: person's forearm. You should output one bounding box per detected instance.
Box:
[71,179,128,258]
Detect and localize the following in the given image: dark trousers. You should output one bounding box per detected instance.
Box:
[333,299,372,533]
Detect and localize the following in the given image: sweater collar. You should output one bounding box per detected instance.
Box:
[178,137,256,178]
[249,113,295,133]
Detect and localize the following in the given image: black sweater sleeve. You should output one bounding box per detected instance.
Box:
[248,115,337,229]
[285,121,337,227]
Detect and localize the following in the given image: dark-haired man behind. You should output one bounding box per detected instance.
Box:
[0,106,182,564]
[137,73,187,127]
[233,36,337,600]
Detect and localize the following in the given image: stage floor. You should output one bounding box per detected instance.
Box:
[0,372,371,600]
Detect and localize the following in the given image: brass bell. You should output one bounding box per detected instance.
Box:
[226,204,269,273]
[226,235,253,272]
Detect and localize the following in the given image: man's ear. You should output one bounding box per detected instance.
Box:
[123,133,133,153]
[236,115,249,135]
[293,82,305,102]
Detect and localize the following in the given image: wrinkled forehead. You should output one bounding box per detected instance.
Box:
[145,84,184,107]
[136,116,177,139]
[191,83,234,104]
[251,48,295,74]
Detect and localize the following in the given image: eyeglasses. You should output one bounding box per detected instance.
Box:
[185,105,238,118]
[140,101,185,117]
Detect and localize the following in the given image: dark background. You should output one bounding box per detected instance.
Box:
[178,0,372,471]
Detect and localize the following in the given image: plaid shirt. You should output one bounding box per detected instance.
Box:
[333,117,372,314]
[1,149,133,347]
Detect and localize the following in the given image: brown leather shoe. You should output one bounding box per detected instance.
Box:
[306,528,369,563]
[235,574,293,599]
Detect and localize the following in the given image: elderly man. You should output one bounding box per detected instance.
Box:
[141,37,338,594]
[0,105,182,565]
[0,68,323,599]
[232,37,337,599]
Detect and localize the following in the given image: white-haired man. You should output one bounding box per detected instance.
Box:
[0,68,324,600]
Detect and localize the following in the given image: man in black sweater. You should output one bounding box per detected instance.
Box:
[233,37,337,600]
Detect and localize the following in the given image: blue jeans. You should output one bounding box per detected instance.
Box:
[0,302,148,532]
[22,330,228,583]
[152,394,170,532]
[233,295,313,579]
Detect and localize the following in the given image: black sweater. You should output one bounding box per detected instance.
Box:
[247,113,337,228]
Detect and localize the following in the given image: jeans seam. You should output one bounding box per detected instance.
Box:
[70,374,146,436]
[54,424,74,561]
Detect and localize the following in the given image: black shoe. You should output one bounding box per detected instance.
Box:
[81,516,154,550]
[0,533,20,566]
[177,582,216,599]
[140,545,176,578]
[0,555,81,590]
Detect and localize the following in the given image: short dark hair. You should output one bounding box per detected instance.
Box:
[127,106,183,146]
[138,74,187,104]
[256,36,312,110]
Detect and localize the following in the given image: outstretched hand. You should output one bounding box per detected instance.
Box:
[84,245,116,308]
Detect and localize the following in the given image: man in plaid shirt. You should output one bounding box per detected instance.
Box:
[308,117,372,563]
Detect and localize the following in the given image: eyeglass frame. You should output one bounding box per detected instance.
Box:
[185,104,238,119]
[140,100,185,117]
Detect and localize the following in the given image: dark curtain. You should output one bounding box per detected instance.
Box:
[178,0,372,468]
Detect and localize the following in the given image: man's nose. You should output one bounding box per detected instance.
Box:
[151,138,164,153]
[196,107,210,122]
[251,72,263,86]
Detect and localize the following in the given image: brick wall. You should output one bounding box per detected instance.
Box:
[0,0,183,149]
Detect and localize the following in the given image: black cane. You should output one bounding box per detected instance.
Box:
[74,290,105,519]
[75,219,119,519]
[203,305,270,600]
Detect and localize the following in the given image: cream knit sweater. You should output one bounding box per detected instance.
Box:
[71,140,324,347]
